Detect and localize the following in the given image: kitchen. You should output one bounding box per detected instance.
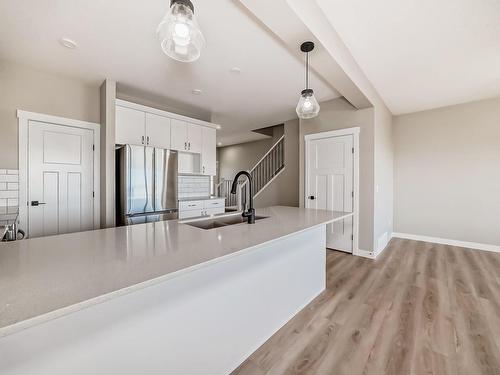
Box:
[2,0,500,374]
[0,1,354,373]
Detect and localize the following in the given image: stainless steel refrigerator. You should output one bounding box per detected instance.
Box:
[116,145,178,226]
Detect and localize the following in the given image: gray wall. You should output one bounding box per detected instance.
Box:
[394,97,500,246]
[217,120,299,208]
[217,139,274,181]
[253,119,299,208]
[0,61,100,168]
[299,97,375,252]
[117,84,211,123]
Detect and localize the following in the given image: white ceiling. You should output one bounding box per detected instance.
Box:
[317,0,500,114]
[0,0,339,145]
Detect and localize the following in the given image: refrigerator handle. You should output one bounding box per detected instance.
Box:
[143,146,148,212]
[151,147,156,212]
[127,145,132,215]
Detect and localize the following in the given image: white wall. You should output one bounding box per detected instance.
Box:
[393,97,500,246]
[373,104,393,254]
[100,80,116,228]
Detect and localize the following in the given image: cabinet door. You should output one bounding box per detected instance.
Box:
[187,123,202,153]
[201,127,216,175]
[115,106,145,145]
[205,207,224,216]
[145,113,171,149]
[170,119,188,151]
[178,209,203,219]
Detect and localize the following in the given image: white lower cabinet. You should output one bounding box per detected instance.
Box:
[179,199,225,219]
[179,209,203,220]
[204,207,223,216]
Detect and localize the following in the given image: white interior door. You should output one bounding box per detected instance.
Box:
[306,134,354,252]
[28,121,95,238]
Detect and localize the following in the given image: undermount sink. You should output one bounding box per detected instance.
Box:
[182,214,269,230]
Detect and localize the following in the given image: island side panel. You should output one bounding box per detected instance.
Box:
[0,225,326,375]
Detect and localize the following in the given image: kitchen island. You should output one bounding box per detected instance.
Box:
[0,206,352,375]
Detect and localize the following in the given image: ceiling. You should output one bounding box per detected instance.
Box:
[317,0,500,114]
[0,0,339,145]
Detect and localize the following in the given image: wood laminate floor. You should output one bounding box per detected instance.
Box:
[233,238,500,375]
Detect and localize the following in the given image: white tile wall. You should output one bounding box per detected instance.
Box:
[0,169,19,225]
[178,175,210,199]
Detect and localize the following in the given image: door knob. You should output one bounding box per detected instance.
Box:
[31,201,46,206]
[308,195,316,200]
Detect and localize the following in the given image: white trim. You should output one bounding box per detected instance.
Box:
[392,232,500,254]
[304,126,360,141]
[354,248,375,259]
[115,99,220,130]
[17,111,100,130]
[17,110,101,237]
[304,126,360,256]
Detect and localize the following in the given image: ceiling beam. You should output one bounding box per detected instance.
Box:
[237,0,384,110]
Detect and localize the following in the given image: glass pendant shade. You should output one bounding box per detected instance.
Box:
[296,89,320,119]
[296,41,320,119]
[157,1,205,62]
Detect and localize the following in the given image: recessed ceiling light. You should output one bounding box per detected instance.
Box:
[191,89,202,95]
[230,67,241,74]
[215,124,221,130]
[217,142,222,146]
[59,37,77,49]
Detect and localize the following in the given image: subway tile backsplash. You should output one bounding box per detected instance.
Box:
[0,169,19,225]
[178,175,210,199]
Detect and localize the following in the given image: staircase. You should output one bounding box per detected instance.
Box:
[216,135,285,210]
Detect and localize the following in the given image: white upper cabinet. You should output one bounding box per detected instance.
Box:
[170,119,188,151]
[145,113,171,149]
[171,120,203,154]
[116,106,145,145]
[201,127,216,176]
[187,123,202,153]
[115,100,218,174]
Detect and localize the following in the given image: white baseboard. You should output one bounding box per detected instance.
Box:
[392,232,500,254]
[375,231,390,258]
[353,248,375,259]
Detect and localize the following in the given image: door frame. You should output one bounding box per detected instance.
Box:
[17,110,101,237]
[304,127,360,255]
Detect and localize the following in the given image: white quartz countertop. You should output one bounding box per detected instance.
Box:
[0,206,352,336]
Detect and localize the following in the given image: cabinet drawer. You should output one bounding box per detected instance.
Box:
[179,200,204,211]
[203,199,224,209]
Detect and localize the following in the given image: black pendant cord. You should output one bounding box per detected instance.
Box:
[305,52,309,90]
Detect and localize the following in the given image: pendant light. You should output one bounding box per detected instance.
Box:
[157,0,205,62]
[296,41,320,119]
